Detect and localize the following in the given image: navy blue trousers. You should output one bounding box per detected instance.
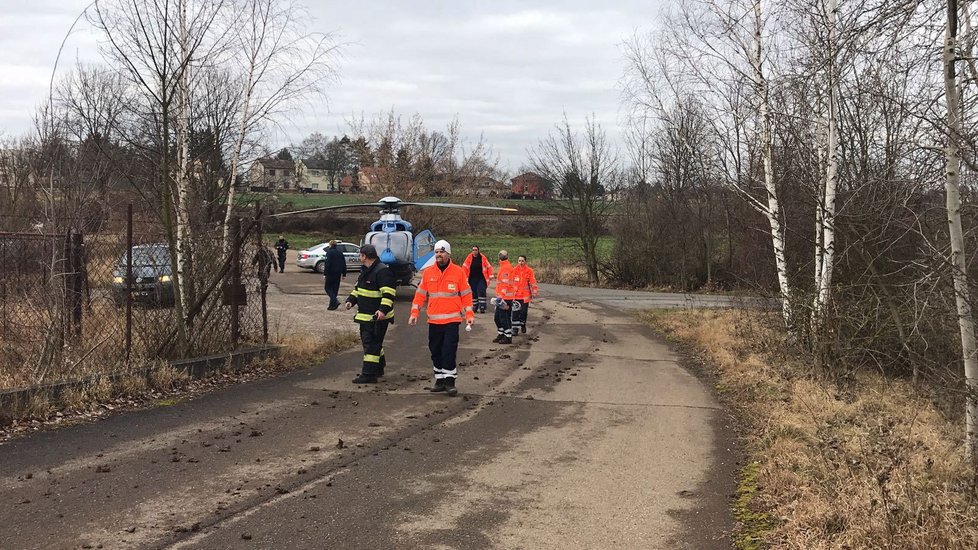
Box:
[428,322,460,380]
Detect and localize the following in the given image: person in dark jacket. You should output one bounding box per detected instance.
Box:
[323,240,347,310]
[346,244,397,384]
[274,236,289,273]
[252,242,276,291]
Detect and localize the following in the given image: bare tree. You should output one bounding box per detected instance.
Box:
[220,0,338,247]
[529,116,622,284]
[624,0,795,327]
[347,110,500,197]
[943,0,978,470]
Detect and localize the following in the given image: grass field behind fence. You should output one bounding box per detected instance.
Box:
[281,233,614,265]
[241,192,559,214]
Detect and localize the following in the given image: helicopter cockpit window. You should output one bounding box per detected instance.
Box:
[415,232,436,257]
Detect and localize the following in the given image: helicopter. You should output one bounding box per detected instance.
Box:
[267,196,516,286]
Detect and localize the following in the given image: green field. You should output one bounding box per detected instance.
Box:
[240,192,559,214]
[280,232,612,264]
[443,235,613,263]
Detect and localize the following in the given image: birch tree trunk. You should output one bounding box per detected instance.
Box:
[944,0,978,470]
[175,0,193,332]
[221,4,259,250]
[814,0,840,345]
[752,0,793,329]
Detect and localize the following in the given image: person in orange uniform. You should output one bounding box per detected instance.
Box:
[511,255,540,335]
[492,250,516,344]
[462,245,493,313]
[409,240,475,396]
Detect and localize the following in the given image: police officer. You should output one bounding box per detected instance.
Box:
[323,240,347,310]
[408,240,475,396]
[274,235,289,273]
[346,244,397,384]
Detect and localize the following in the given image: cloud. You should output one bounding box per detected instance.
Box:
[1,0,664,172]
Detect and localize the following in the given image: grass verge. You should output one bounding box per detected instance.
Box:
[0,332,359,440]
[640,308,978,549]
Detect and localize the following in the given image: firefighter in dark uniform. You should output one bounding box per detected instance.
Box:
[345,244,397,384]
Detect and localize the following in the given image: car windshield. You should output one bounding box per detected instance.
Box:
[122,245,170,267]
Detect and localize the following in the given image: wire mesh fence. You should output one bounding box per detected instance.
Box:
[0,207,268,390]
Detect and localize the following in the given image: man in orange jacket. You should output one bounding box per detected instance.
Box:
[493,250,516,344]
[512,254,540,335]
[409,239,475,396]
[462,245,493,313]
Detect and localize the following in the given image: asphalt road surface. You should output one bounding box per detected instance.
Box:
[0,265,738,549]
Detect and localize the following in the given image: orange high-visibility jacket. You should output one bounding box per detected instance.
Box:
[410,261,475,325]
[461,252,493,282]
[512,264,539,302]
[494,259,516,300]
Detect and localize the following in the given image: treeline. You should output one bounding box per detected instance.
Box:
[615,0,973,390]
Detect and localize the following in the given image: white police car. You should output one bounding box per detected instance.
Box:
[295,241,362,273]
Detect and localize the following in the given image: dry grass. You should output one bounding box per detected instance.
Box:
[1,331,359,431]
[641,308,978,550]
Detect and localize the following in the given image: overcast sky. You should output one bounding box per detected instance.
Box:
[0,1,663,173]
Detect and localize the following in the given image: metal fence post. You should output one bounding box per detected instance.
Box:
[70,230,83,337]
[256,202,268,343]
[126,203,133,362]
[230,216,241,347]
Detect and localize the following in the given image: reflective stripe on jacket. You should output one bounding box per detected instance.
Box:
[410,261,475,325]
[494,260,516,300]
[512,265,539,301]
[461,252,493,282]
[346,260,397,323]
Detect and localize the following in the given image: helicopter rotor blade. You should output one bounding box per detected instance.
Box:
[399,202,518,212]
[265,202,392,218]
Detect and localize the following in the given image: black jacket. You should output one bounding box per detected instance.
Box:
[346,260,396,323]
[323,246,347,278]
[274,239,289,257]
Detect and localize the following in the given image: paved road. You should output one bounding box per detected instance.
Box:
[0,270,737,549]
[540,283,774,310]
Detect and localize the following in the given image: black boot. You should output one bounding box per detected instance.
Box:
[500,336,512,344]
[429,381,447,392]
[492,335,503,343]
[445,377,458,396]
[352,374,377,384]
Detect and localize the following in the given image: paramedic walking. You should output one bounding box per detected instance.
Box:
[408,240,475,396]
[462,245,493,314]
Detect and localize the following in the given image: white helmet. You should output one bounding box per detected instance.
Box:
[434,240,451,254]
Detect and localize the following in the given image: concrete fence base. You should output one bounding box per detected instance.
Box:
[0,345,282,424]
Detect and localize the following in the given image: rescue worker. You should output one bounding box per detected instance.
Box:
[493,250,516,344]
[408,240,475,396]
[345,244,397,384]
[462,245,493,313]
[274,235,289,273]
[512,254,540,334]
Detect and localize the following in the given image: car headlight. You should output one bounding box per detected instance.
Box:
[160,275,172,283]
[113,276,124,284]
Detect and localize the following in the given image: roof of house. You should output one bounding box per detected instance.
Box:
[511,171,547,182]
[255,158,294,170]
[299,158,330,170]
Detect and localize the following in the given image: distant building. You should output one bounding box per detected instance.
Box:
[296,158,341,192]
[247,157,296,191]
[358,167,386,193]
[451,176,509,197]
[511,172,552,200]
